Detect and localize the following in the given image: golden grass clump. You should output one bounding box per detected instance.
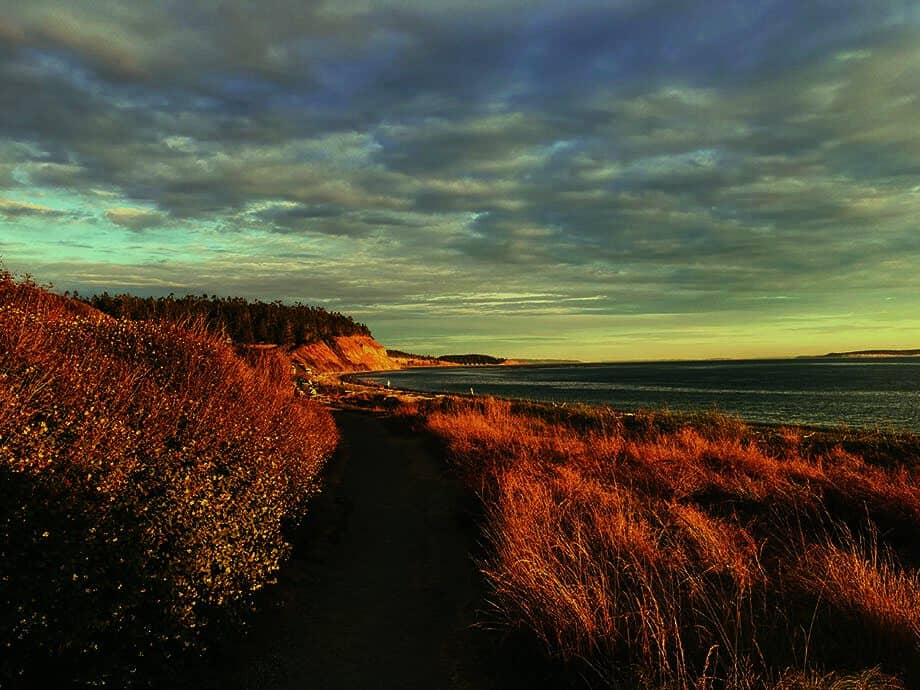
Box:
[424,396,920,689]
[791,536,920,654]
[0,271,338,684]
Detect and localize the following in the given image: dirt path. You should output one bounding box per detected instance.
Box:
[187,409,577,690]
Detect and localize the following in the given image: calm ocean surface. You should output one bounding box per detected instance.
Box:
[360,358,920,432]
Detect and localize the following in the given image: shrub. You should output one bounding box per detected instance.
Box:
[0,271,338,685]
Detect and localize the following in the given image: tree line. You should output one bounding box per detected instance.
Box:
[387,350,506,365]
[437,354,506,365]
[82,292,371,345]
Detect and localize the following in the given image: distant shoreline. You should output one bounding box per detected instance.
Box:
[821,349,920,358]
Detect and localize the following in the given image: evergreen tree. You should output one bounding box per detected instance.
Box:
[83,293,370,346]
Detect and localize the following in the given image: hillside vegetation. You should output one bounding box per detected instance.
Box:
[0,272,338,685]
[84,292,370,346]
[421,397,920,689]
[436,353,506,365]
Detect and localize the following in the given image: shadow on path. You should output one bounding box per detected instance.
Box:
[186,410,582,690]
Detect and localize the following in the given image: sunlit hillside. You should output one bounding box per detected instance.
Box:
[0,271,339,686]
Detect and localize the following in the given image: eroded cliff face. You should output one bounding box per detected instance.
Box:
[290,335,401,373]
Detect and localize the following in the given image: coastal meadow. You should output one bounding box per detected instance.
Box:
[421,397,920,689]
[0,271,338,685]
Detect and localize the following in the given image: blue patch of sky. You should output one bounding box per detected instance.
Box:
[20,48,100,94]
[205,72,334,118]
[18,47,177,113]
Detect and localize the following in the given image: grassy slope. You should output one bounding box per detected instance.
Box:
[419,397,920,689]
[0,273,338,685]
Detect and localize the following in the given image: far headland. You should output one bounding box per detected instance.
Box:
[822,348,920,358]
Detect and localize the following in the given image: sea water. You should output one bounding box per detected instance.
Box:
[360,358,920,432]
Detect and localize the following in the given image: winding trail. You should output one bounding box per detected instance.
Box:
[189,409,576,690]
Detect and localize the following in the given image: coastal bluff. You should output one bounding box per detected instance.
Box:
[290,334,401,373]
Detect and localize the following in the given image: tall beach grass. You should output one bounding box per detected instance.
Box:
[421,397,919,688]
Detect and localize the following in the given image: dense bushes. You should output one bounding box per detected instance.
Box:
[0,272,338,685]
[424,397,920,689]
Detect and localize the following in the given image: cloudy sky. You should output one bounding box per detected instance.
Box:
[1,1,919,360]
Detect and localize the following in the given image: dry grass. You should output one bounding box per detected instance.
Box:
[422,396,920,689]
[0,272,339,685]
[791,534,920,655]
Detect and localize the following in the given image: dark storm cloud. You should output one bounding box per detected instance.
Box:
[251,202,381,236]
[1,0,919,356]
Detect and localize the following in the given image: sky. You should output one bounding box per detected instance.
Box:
[1,1,919,361]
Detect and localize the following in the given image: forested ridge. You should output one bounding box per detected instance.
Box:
[83,293,371,345]
[437,354,506,365]
[387,350,506,365]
